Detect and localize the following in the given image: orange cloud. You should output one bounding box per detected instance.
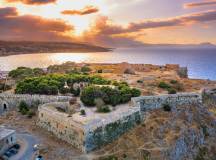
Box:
[184,0,216,8]
[61,6,99,16]
[5,0,56,5]
[90,10,216,35]
[0,7,18,17]
[0,7,74,41]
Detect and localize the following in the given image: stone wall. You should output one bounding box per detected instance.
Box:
[37,102,85,151]
[132,93,202,112]
[84,107,141,152]
[0,93,71,115]
[37,102,141,153]
[37,93,202,153]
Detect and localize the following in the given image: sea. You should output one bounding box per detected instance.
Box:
[0,47,216,80]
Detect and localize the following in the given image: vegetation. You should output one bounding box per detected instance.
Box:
[15,74,110,95]
[158,80,184,94]
[81,66,91,73]
[9,67,45,80]
[170,80,178,84]
[99,155,118,160]
[95,98,111,113]
[168,88,177,94]
[18,101,29,115]
[80,84,141,107]
[158,81,171,90]
[80,109,86,115]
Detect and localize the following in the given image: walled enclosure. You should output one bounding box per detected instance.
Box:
[0,93,71,115]
[37,102,141,152]
[37,92,202,153]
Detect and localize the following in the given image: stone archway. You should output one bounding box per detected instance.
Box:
[3,103,8,111]
[0,101,9,113]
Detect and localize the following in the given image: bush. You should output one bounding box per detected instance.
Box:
[101,87,121,106]
[100,155,118,160]
[97,105,111,113]
[9,67,45,80]
[163,104,171,112]
[70,88,80,96]
[80,86,105,106]
[170,80,178,84]
[158,81,171,89]
[81,66,91,73]
[19,101,29,115]
[131,88,141,97]
[168,88,177,94]
[15,74,110,95]
[80,109,86,115]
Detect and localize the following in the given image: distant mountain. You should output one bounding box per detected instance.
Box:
[0,41,111,57]
[138,42,216,49]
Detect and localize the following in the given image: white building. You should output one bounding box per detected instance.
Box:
[0,126,16,156]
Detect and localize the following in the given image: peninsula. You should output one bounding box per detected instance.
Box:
[0,41,111,57]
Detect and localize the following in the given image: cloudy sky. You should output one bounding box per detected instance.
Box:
[0,0,216,47]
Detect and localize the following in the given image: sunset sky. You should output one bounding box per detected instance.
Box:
[0,0,216,47]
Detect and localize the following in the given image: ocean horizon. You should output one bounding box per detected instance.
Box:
[0,47,216,80]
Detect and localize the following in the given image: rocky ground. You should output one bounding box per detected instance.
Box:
[93,102,216,160]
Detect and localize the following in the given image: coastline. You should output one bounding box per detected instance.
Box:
[0,41,112,57]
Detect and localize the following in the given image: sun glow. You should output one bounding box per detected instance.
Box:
[1,0,109,35]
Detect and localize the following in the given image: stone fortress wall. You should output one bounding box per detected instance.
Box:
[0,92,203,153]
[37,92,202,153]
[0,93,71,115]
[37,102,141,152]
[132,93,202,112]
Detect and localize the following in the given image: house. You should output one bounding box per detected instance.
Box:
[0,126,16,156]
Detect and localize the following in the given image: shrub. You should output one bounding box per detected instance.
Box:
[70,88,80,97]
[15,74,110,95]
[158,81,171,89]
[163,104,171,112]
[81,66,91,73]
[170,80,178,84]
[131,88,141,97]
[81,85,141,106]
[101,87,121,106]
[27,110,36,118]
[100,155,118,160]
[80,86,105,106]
[97,105,110,113]
[19,101,29,115]
[80,109,86,115]
[168,88,177,94]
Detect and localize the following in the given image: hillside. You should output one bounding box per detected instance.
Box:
[94,103,216,160]
[0,41,111,56]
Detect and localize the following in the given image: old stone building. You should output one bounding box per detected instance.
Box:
[0,126,16,156]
